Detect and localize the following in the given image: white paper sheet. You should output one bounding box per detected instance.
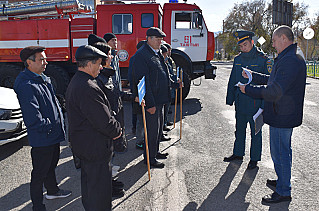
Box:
[235,67,252,86]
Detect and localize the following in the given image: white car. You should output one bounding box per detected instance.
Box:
[0,86,27,145]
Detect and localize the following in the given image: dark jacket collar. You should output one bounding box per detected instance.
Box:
[276,43,297,60]
[77,70,95,80]
[24,68,50,83]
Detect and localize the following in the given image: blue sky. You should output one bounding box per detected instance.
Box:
[156,0,319,32]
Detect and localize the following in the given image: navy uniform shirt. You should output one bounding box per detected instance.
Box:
[226,45,271,115]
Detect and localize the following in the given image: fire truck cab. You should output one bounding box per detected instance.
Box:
[96,1,216,99]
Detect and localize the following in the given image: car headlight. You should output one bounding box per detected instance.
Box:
[0,109,12,120]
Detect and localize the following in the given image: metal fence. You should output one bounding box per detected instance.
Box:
[307,61,319,78]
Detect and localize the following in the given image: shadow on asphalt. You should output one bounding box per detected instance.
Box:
[112,179,149,210]
[183,201,198,211]
[196,161,250,210]
[171,98,202,124]
[183,161,291,210]
[0,146,82,210]
[0,136,28,162]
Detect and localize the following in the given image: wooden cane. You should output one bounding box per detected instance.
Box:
[141,102,151,181]
[180,69,183,140]
[173,88,178,129]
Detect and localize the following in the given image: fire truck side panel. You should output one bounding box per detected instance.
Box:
[96,4,162,69]
[37,19,71,61]
[0,19,71,62]
[70,18,95,62]
[0,19,38,62]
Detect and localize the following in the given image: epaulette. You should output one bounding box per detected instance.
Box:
[256,48,268,59]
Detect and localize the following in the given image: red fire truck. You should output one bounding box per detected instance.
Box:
[0,0,216,100]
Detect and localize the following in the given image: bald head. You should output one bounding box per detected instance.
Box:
[272,25,294,54]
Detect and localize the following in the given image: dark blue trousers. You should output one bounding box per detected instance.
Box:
[81,159,112,211]
[233,112,262,161]
[144,105,164,163]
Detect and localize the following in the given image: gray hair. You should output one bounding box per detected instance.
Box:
[24,54,36,68]
[273,25,294,41]
[76,58,100,68]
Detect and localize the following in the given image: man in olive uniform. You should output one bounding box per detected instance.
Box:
[224,30,271,169]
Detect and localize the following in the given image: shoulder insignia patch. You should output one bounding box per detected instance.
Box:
[267,59,272,73]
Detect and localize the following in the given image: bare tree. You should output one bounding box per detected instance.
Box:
[219,0,309,57]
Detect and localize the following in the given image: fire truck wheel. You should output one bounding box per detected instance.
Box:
[171,71,191,104]
[0,64,23,88]
[45,64,70,96]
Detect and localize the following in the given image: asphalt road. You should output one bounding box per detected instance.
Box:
[1,62,318,210]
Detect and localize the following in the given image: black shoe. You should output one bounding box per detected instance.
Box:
[247,160,258,169]
[112,187,124,198]
[150,161,165,168]
[156,152,169,159]
[166,121,173,126]
[136,142,144,150]
[45,189,72,200]
[161,135,171,141]
[223,154,243,162]
[266,179,277,187]
[163,126,171,132]
[262,192,291,203]
[112,179,124,189]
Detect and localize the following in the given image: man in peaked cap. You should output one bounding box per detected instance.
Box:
[129,27,181,169]
[66,45,122,211]
[224,30,272,170]
[233,30,255,44]
[146,27,166,37]
[14,46,71,211]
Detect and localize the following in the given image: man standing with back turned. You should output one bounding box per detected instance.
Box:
[238,25,306,203]
[14,46,71,211]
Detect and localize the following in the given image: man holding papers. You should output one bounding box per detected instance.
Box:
[225,30,271,170]
[238,25,306,204]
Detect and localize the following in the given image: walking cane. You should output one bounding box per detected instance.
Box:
[180,68,183,140]
[173,89,178,128]
[141,102,151,181]
[173,67,180,129]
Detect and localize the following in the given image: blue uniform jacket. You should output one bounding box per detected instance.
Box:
[245,43,306,128]
[14,68,65,147]
[226,45,270,115]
